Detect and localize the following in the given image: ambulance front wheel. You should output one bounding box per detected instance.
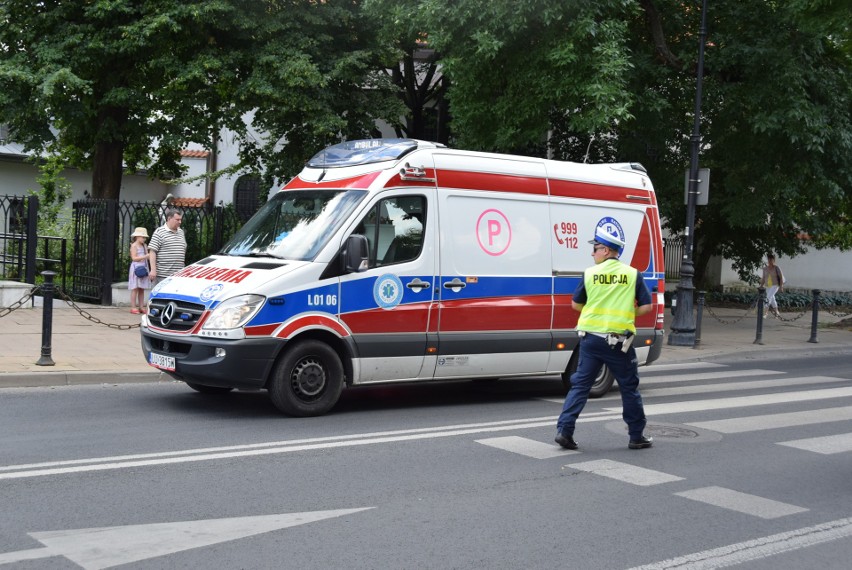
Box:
[562,355,615,399]
[269,340,344,417]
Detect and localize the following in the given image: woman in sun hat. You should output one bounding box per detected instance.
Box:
[128,227,151,314]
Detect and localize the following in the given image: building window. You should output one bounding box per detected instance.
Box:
[234,175,262,221]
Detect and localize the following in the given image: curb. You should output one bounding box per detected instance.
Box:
[0,370,166,389]
[654,343,852,366]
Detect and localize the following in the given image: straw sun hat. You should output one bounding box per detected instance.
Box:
[130,227,149,239]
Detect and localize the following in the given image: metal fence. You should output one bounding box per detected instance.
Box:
[1,193,250,304]
[0,194,39,284]
[663,237,684,280]
[71,199,248,304]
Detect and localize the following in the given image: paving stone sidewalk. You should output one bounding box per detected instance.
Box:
[1,298,849,389]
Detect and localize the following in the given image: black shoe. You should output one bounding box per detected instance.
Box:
[628,436,653,450]
[555,433,578,450]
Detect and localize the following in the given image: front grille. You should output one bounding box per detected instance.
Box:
[148,298,206,332]
[149,338,192,356]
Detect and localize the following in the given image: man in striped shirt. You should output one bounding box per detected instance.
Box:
[148,208,187,285]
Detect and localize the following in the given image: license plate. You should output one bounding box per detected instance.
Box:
[149,352,176,371]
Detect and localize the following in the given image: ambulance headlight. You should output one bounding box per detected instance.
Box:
[203,295,265,330]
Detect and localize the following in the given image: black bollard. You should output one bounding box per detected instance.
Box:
[807,289,821,344]
[694,291,705,349]
[754,286,765,345]
[36,270,56,366]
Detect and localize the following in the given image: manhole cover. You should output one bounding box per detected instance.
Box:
[604,421,722,443]
[645,424,700,439]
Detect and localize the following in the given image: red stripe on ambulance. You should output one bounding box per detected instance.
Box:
[277,315,350,338]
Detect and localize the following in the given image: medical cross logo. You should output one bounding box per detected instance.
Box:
[373,274,404,310]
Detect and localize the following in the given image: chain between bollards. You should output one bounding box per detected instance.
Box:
[36,271,56,366]
[807,289,821,343]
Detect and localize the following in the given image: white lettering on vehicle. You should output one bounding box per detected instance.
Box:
[307,293,338,306]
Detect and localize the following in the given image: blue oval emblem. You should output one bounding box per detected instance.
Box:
[373,274,404,310]
[595,216,625,247]
[200,284,225,303]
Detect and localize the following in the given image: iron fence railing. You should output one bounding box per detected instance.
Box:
[663,237,684,280]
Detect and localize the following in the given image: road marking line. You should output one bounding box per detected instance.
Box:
[674,486,808,519]
[566,459,684,486]
[778,432,852,455]
[0,508,374,568]
[642,362,727,373]
[688,405,852,433]
[476,436,577,458]
[630,386,852,416]
[641,369,778,385]
[0,415,561,473]
[626,516,852,570]
[644,375,847,397]
[0,415,626,480]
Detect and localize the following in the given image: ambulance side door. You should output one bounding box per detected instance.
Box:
[431,156,552,378]
[338,187,437,383]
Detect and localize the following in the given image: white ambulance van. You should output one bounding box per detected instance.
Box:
[141,139,665,416]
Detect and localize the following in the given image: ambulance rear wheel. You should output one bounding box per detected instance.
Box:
[269,340,344,417]
[562,356,615,399]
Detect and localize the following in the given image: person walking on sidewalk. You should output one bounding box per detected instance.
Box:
[148,208,187,286]
[760,253,785,317]
[128,227,151,314]
[555,227,654,451]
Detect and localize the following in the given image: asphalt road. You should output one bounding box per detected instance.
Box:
[1,353,851,569]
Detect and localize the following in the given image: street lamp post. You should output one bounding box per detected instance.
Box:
[669,0,709,347]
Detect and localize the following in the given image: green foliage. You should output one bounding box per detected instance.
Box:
[0,1,402,198]
[27,154,72,232]
[546,1,852,287]
[23,154,75,282]
[420,0,638,153]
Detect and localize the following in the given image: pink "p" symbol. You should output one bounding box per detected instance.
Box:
[488,220,501,245]
[476,209,511,256]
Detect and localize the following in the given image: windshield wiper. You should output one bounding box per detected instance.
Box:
[227,251,284,259]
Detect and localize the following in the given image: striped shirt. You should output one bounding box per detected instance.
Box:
[148,225,187,278]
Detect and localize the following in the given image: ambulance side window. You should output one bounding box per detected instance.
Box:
[357,195,426,269]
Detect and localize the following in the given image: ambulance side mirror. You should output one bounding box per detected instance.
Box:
[344,234,369,273]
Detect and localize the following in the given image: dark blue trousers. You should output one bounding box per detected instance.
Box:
[557,334,647,440]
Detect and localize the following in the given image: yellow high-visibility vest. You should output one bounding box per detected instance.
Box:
[577,259,638,334]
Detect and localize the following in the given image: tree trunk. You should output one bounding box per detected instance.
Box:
[90,106,127,200]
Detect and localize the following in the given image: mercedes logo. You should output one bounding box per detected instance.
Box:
[160,302,177,327]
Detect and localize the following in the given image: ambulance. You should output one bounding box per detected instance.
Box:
[141,138,665,416]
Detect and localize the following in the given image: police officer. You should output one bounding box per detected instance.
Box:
[555,227,654,451]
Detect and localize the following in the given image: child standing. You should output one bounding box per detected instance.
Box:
[128,227,151,314]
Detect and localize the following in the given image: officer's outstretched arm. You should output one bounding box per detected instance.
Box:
[635,303,653,317]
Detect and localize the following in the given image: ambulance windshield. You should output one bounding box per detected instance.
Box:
[220,189,366,260]
[307,139,418,168]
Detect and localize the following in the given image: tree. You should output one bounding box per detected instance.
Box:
[617,0,852,285]
[420,0,638,153]
[431,0,852,285]
[0,1,402,200]
[363,0,450,144]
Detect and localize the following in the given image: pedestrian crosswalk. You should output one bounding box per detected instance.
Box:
[477,360,852,521]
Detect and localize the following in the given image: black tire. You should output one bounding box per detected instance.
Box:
[185,382,233,394]
[561,355,615,399]
[268,340,344,417]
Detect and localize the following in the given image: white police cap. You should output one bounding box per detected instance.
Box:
[588,227,625,253]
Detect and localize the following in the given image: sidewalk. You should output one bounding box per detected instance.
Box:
[0,300,850,389]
